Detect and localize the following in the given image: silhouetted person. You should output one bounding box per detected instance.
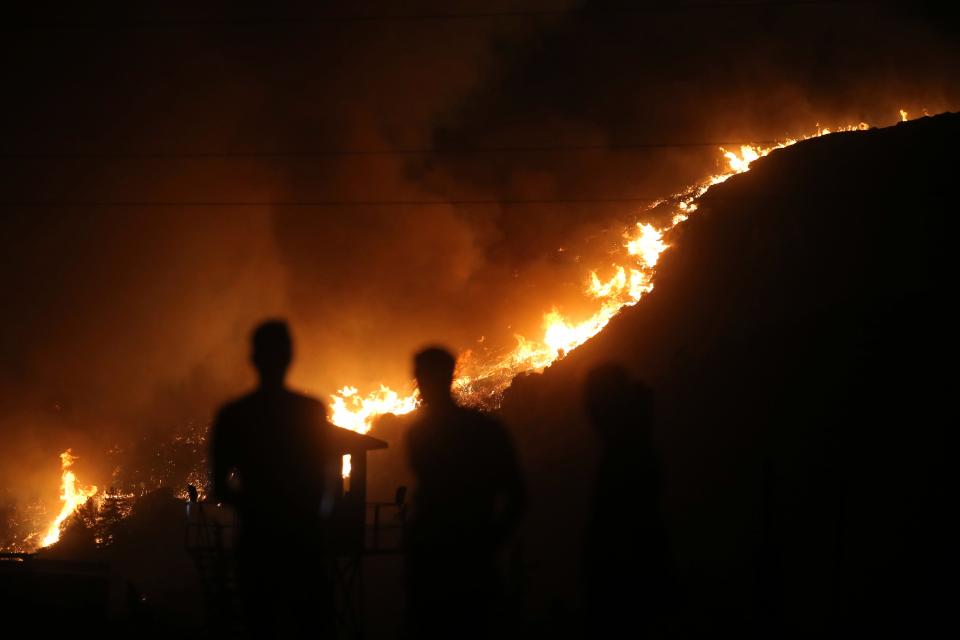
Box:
[210,320,336,636]
[582,364,673,636]
[404,346,526,639]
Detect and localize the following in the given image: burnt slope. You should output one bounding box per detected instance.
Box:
[500,113,958,636]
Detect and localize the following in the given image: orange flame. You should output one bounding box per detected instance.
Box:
[319,111,913,435]
[40,450,97,547]
[626,223,669,268]
[28,109,919,536]
[329,385,419,435]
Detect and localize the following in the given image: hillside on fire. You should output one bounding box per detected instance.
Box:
[4,0,960,636]
[488,112,956,635]
[3,109,956,638]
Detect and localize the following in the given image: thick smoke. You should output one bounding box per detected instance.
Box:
[1,0,958,509]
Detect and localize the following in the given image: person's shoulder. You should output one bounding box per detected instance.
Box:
[463,407,517,447]
[405,412,428,440]
[285,388,324,406]
[459,405,500,426]
[457,406,508,436]
[214,391,257,423]
[405,410,440,449]
[284,389,328,419]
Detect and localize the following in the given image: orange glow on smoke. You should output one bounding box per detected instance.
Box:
[40,450,97,547]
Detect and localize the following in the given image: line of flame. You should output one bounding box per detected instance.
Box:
[30,109,917,543]
[326,115,901,435]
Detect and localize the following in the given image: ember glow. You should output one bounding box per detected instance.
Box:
[325,113,904,435]
[40,449,98,547]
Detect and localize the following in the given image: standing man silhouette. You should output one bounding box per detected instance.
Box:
[582,363,673,637]
[404,346,526,639]
[211,320,337,636]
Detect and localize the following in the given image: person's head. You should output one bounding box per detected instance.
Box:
[251,320,293,388]
[584,363,654,441]
[413,346,457,407]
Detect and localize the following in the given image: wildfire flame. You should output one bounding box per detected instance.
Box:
[27,110,916,531]
[626,224,669,268]
[325,112,909,435]
[40,449,98,547]
[329,385,419,434]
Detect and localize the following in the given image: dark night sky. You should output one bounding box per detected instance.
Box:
[1,0,958,495]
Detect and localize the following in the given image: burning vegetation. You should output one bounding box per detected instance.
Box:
[4,109,920,554]
[39,450,98,547]
[326,115,891,433]
[3,422,207,553]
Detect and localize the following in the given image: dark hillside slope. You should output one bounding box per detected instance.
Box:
[500,113,958,636]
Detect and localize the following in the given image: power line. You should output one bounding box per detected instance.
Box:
[4,2,872,30]
[0,189,860,209]
[0,192,858,207]
[0,140,785,160]
[1,198,665,207]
